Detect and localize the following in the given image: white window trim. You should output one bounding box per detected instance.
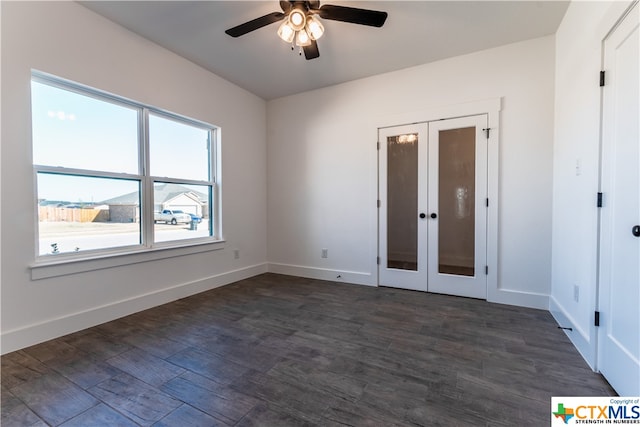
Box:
[30,240,226,280]
[30,71,223,277]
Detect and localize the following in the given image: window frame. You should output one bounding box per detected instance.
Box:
[30,71,223,276]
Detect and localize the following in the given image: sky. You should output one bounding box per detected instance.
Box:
[31,80,212,203]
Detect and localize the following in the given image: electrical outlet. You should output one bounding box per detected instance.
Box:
[321,248,328,258]
[573,284,579,302]
[233,249,240,260]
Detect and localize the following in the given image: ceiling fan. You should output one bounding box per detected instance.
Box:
[225,1,388,60]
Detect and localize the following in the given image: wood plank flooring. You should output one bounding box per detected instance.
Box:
[1,273,615,426]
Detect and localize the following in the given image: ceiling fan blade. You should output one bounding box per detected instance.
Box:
[225,12,285,37]
[303,39,320,60]
[279,1,292,12]
[317,4,387,27]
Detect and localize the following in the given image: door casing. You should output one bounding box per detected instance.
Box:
[376,99,500,300]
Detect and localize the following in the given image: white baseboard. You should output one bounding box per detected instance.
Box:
[3,262,568,361]
[267,264,553,311]
[549,295,596,370]
[268,263,374,286]
[488,287,549,310]
[0,263,268,355]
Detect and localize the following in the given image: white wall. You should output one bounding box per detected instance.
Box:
[550,0,634,368]
[267,36,556,308]
[0,1,268,354]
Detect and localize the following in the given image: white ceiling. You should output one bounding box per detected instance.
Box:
[80,1,569,100]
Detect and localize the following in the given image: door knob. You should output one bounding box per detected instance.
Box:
[633,225,640,237]
[419,213,426,219]
[430,213,438,219]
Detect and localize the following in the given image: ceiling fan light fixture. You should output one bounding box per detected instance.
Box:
[289,8,306,31]
[296,28,312,46]
[277,20,295,43]
[306,15,324,40]
[226,1,388,61]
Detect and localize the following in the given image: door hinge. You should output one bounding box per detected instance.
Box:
[486,198,489,207]
[482,128,491,139]
[485,265,489,275]
[597,192,603,208]
[594,311,600,327]
[377,142,380,150]
[376,256,380,265]
[599,71,605,87]
[377,200,381,208]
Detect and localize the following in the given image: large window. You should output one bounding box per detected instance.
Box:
[31,72,220,259]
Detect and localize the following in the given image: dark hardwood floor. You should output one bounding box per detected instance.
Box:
[2,273,614,426]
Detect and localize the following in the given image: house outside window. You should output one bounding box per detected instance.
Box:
[31,71,221,260]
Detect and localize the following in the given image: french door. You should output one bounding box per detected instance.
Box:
[378,124,429,291]
[378,115,488,298]
[597,1,639,396]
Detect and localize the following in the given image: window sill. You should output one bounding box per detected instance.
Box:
[30,239,226,280]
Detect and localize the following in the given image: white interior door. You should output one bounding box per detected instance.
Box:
[598,2,640,396]
[427,116,488,299]
[378,116,488,298]
[378,124,428,291]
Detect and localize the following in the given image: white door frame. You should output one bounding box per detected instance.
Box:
[375,98,500,301]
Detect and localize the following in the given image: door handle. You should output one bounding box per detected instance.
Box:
[430,213,438,219]
[419,213,426,219]
[633,225,640,237]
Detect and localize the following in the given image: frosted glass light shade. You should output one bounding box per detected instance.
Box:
[277,20,295,43]
[296,29,312,46]
[306,16,324,40]
[289,9,306,31]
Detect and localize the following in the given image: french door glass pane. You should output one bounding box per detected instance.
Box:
[149,113,211,181]
[153,182,212,243]
[387,134,418,271]
[37,173,141,255]
[31,81,139,174]
[438,127,475,276]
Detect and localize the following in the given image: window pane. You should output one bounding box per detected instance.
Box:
[438,127,475,277]
[31,81,139,174]
[37,173,141,255]
[149,114,210,181]
[387,133,418,271]
[31,73,220,261]
[153,182,212,243]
